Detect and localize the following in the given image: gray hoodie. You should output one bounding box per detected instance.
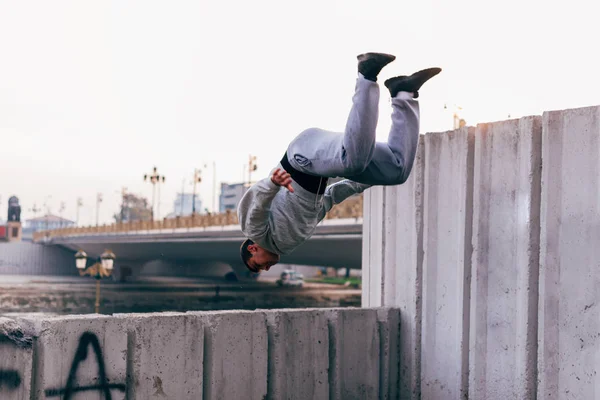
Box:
[237,164,370,255]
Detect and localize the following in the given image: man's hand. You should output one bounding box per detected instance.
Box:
[271,168,294,192]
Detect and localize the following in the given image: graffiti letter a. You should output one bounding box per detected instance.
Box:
[44,331,126,399]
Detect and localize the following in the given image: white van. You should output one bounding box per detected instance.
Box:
[276,269,304,287]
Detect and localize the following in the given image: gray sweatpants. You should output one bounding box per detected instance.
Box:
[286,74,421,186]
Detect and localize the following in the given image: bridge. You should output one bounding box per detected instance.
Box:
[32,196,364,277]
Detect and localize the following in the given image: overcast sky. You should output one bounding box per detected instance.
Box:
[1,0,599,225]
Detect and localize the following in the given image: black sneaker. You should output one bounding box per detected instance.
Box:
[357,52,396,82]
[384,67,442,98]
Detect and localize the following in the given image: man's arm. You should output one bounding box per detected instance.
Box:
[237,177,280,239]
[318,179,372,221]
[237,168,294,239]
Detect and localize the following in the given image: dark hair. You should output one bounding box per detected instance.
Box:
[240,239,255,271]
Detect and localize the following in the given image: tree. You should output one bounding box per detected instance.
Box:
[113,193,152,223]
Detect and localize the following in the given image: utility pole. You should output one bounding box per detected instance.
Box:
[180,179,186,216]
[96,193,103,226]
[212,161,217,213]
[144,166,165,220]
[76,197,83,226]
[43,195,52,231]
[157,180,162,220]
[192,168,202,214]
[59,202,66,228]
[248,155,257,185]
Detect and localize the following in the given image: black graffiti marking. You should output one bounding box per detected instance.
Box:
[0,369,21,391]
[44,332,126,399]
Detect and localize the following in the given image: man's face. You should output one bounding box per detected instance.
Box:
[247,243,280,272]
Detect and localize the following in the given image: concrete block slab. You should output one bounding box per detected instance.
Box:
[263,309,329,400]
[189,310,267,400]
[385,135,425,400]
[326,308,380,400]
[115,312,203,399]
[362,185,384,307]
[0,318,33,400]
[469,117,542,399]
[538,106,600,399]
[24,314,128,400]
[362,135,425,400]
[377,308,401,400]
[421,127,474,400]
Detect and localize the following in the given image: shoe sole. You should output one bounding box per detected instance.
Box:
[357,52,396,63]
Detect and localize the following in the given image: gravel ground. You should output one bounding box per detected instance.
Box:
[0,275,361,316]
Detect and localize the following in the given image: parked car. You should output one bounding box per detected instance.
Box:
[276,269,304,287]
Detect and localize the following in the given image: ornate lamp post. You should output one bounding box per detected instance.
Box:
[75,249,116,314]
[144,167,166,220]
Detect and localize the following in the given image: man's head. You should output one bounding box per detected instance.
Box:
[240,239,280,273]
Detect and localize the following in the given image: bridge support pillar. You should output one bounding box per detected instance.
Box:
[112,261,144,282]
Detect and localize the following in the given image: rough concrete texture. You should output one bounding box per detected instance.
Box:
[377,308,401,400]
[0,308,400,399]
[263,309,329,400]
[326,308,380,400]
[0,318,33,400]
[538,106,600,400]
[421,127,474,400]
[115,312,203,399]
[189,310,268,400]
[362,135,425,399]
[362,184,384,307]
[23,314,128,400]
[469,117,542,399]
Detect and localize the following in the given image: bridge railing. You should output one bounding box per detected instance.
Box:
[32,194,363,242]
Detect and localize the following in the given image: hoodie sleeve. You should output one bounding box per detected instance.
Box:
[318,179,372,221]
[237,176,281,240]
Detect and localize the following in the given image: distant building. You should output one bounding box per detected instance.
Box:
[172,193,203,217]
[219,182,248,213]
[22,214,75,241]
[219,177,346,214]
[25,215,75,231]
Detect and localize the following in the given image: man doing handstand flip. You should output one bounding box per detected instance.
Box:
[238,52,441,273]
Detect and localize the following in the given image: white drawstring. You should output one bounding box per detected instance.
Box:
[314,177,324,209]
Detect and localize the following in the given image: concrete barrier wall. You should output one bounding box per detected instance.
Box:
[470,117,542,399]
[0,318,33,400]
[362,136,425,400]
[362,105,598,399]
[421,127,474,400]
[538,106,600,400]
[0,307,399,400]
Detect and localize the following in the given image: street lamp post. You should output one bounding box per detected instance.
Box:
[144,167,166,220]
[75,249,116,314]
[248,155,257,185]
[76,197,83,226]
[192,168,202,214]
[96,193,103,226]
[43,195,52,231]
